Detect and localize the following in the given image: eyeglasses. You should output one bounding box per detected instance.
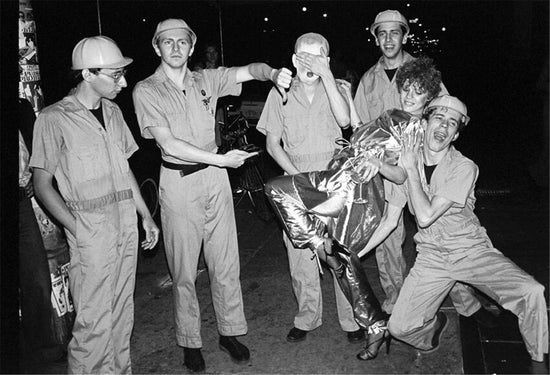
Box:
[97,69,127,83]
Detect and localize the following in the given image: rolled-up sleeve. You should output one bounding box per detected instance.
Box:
[133,83,170,139]
[256,88,283,137]
[435,161,478,208]
[203,67,242,98]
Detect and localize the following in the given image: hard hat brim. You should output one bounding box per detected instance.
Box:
[370,21,410,38]
[72,56,133,70]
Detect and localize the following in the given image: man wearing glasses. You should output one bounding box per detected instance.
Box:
[31,36,160,374]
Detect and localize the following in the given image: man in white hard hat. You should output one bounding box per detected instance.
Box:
[358,96,549,372]
[353,10,417,316]
[31,36,160,374]
[257,32,363,345]
[352,10,496,329]
[132,18,292,372]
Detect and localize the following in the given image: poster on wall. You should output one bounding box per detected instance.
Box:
[19,0,75,345]
[19,0,43,115]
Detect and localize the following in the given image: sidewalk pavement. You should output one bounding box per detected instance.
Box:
[24,183,548,374]
[129,193,463,374]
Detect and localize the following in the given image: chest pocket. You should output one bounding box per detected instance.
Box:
[282,115,307,150]
[111,142,130,175]
[166,113,194,141]
[69,143,106,183]
[365,92,383,121]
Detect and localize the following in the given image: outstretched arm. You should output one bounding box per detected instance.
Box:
[148,126,256,168]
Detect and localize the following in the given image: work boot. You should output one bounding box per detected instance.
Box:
[219,335,250,363]
[183,347,205,372]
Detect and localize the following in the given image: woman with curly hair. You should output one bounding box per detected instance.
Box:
[265,56,442,361]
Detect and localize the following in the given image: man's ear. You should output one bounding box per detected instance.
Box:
[452,132,460,142]
[292,53,298,69]
[81,69,94,82]
[153,43,161,57]
[402,33,409,45]
[189,44,195,57]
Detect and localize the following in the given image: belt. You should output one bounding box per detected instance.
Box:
[162,160,208,177]
[65,189,133,211]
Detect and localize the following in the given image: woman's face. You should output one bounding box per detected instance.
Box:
[400,79,430,116]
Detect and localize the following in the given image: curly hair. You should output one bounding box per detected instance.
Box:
[396,56,442,100]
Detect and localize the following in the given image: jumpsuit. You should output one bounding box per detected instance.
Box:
[353,53,474,315]
[30,95,139,374]
[386,146,548,361]
[133,66,247,348]
[257,81,358,333]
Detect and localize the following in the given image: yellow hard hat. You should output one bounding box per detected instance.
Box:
[370,10,409,37]
[71,36,132,70]
[426,95,471,126]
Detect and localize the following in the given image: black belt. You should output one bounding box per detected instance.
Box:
[162,160,208,177]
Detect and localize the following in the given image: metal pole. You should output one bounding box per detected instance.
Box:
[218,3,225,66]
[96,0,102,35]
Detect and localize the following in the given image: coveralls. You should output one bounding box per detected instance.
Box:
[353,53,473,315]
[387,146,548,361]
[133,66,247,348]
[30,95,139,374]
[257,80,358,333]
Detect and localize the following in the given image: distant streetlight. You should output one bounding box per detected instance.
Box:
[142,18,146,22]
[302,6,307,12]
[264,17,269,22]
[322,13,327,18]
[442,27,446,31]
[419,23,422,27]
[407,3,410,6]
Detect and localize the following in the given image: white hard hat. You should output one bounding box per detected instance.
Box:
[152,18,197,47]
[426,95,471,126]
[370,10,410,37]
[71,36,132,70]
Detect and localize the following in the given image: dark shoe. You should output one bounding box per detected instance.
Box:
[357,320,391,360]
[347,329,365,343]
[529,359,549,374]
[424,312,448,354]
[471,307,499,328]
[183,347,205,372]
[219,335,250,363]
[286,327,308,342]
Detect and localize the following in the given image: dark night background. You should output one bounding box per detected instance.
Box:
[29,0,549,190]
[0,1,547,372]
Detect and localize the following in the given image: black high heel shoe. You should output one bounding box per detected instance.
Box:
[356,320,391,361]
[315,238,345,277]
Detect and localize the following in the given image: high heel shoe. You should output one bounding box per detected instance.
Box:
[356,320,391,361]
